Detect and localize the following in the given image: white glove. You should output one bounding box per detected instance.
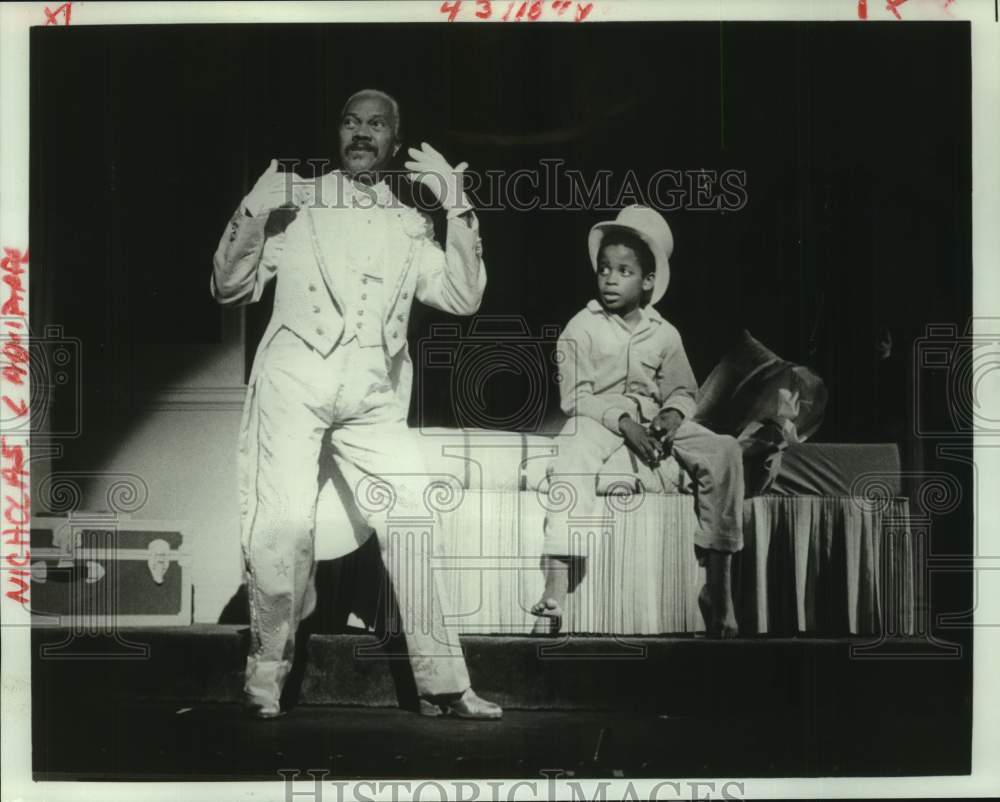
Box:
[243,159,295,217]
[404,143,472,216]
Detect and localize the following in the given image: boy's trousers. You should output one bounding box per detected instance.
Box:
[542,415,745,556]
[238,329,471,712]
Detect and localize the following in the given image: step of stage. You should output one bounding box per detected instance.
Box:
[30,625,963,715]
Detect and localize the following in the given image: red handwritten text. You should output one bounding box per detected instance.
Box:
[440,0,463,21]
[1,439,28,493]
[440,0,596,22]
[1,247,26,317]
[858,0,957,19]
[5,571,29,605]
[1,246,30,608]
[886,0,908,20]
[44,2,73,26]
[1,248,29,419]
[1,441,30,605]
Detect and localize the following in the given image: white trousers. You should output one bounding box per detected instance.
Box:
[238,328,470,710]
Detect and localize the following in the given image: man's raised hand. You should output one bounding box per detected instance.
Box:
[244,159,296,217]
[404,143,471,215]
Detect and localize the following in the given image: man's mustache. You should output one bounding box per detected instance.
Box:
[346,141,377,154]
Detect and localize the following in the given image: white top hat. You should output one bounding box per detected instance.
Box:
[588,205,674,305]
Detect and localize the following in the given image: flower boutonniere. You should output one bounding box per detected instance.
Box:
[397,206,432,239]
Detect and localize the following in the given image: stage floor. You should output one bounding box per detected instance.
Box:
[33,700,969,781]
[28,628,972,780]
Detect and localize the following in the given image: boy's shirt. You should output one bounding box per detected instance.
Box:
[556,299,698,435]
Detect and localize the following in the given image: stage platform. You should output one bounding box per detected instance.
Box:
[29,626,970,780]
[28,625,945,710]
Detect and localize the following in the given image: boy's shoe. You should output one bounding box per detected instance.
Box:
[419,688,503,720]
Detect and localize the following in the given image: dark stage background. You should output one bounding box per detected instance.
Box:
[28,21,977,779]
[31,21,972,433]
[30,20,973,623]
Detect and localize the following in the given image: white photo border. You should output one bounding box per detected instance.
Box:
[1,1,998,799]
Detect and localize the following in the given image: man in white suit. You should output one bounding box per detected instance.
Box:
[212,89,501,720]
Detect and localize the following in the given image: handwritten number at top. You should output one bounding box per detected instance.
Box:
[440,0,593,22]
[440,1,463,21]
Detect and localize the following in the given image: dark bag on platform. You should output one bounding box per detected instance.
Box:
[694,330,828,495]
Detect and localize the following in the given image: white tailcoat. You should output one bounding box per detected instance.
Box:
[211,176,486,558]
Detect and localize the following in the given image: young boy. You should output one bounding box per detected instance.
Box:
[533,205,745,637]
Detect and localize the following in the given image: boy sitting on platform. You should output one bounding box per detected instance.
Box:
[533,205,744,637]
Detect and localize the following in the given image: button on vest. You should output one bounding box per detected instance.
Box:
[339,193,389,348]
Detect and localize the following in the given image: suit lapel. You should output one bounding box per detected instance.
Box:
[380,213,417,321]
[303,205,346,310]
[303,174,418,318]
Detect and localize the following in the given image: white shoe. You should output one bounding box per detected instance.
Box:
[419,688,503,720]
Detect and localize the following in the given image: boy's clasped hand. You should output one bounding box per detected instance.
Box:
[619,409,685,467]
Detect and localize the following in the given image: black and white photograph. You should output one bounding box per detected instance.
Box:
[2,1,999,799]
